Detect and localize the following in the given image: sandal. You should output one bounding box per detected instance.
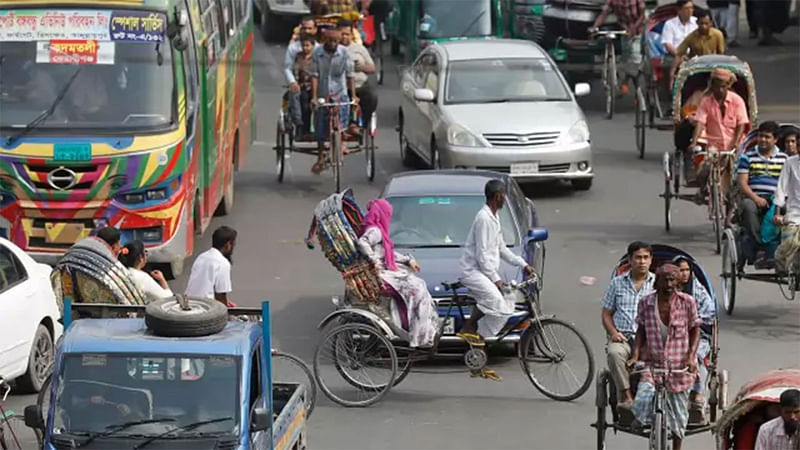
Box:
[311,160,325,174]
[470,368,502,382]
[456,332,485,347]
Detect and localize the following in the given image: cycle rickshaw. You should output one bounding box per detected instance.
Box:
[633,3,711,158]
[305,190,594,407]
[593,244,729,450]
[659,55,757,254]
[719,123,800,315]
[715,368,800,449]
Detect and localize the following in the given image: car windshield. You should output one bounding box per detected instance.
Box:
[0,9,174,131]
[419,0,492,38]
[53,354,240,436]
[386,195,518,247]
[445,58,571,104]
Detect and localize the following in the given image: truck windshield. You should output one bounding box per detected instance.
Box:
[0,10,174,132]
[419,0,492,38]
[52,354,240,437]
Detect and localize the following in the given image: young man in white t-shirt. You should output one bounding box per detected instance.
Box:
[185,226,236,306]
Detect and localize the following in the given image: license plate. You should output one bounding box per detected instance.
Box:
[510,162,539,175]
[439,317,455,335]
[44,222,85,244]
[54,143,92,162]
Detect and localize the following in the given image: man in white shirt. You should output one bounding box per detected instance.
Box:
[661,0,698,57]
[755,389,800,450]
[458,180,535,342]
[338,20,377,136]
[185,226,236,305]
[773,155,800,272]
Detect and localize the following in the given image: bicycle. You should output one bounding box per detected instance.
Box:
[589,29,629,120]
[314,274,595,407]
[0,377,37,450]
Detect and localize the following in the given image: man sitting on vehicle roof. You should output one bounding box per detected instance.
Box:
[690,67,748,204]
[737,121,788,267]
[773,150,800,274]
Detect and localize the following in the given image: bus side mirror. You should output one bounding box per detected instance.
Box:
[169,8,190,52]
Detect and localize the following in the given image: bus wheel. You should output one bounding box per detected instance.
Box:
[215,141,236,216]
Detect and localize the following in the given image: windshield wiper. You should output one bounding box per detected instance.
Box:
[458,9,487,36]
[5,67,82,146]
[132,416,234,449]
[72,418,176,448]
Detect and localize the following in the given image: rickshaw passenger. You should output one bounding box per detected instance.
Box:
[288,33,316,137]
[601,242,655,411]
[285,17,319,99]
[629,264,701,450]
[736,121,788,265]
[690,68,748,202]
[669,11,726,82]
[591,0,646,84]
[773,153,800,273]
[755,389,800,449]
[356,199,438,348]
[671,255,714,424]
[339,20,377,136]
[780,130,799,157]
[661,0,698,57]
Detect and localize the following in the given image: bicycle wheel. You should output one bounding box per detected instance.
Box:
[276,121,286,182]
[635,82,646,158]
[711,167,722,254]
[721,230,737,315]
[332,130,341,193]
[0,416,38,450]
[314,323,397,407]
[663,152,672,232]
[604,45,616,120]
[365,127,376,182]
[650,411,664,450]
[272,351,317,419]
[35,373,51,446]
[518,317,594,401]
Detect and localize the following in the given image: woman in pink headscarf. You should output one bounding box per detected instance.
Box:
[357,199,438,348]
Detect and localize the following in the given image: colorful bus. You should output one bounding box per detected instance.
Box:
[0,0,255,277]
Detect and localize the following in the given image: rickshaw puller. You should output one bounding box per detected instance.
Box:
[457,180,535,360]
[628,264,701,450]
[591,0,646,89]
[690,68,748,203]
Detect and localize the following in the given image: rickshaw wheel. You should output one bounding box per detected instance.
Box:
[594,370,610,450]
[721,230,738,315]
[603,46,616,120]
[635,82,646,159]
[314,323,398,407]
[711,169,723,255]
[333,131,342,193]
[708,373,718,423]
[662,152,672,232]
[276,121,286,182]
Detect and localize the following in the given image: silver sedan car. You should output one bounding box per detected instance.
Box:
[398,39,594,190]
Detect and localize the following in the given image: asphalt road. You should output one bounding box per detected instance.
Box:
[7,25,799,450]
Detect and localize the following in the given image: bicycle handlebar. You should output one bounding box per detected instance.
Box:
[508,273,540,291]
[630,363,689,375]
[589,29,628,39]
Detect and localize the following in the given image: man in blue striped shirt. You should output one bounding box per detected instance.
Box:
[736,121,788,261]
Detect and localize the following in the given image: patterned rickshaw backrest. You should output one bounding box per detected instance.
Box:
[610,244,717,310]
[672,55,758,128]
[308,189,383,303]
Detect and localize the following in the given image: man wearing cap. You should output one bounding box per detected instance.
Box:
[689,67,749,202]
[629,264,701,450]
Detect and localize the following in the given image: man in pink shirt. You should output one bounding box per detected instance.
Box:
[690,68,750,202]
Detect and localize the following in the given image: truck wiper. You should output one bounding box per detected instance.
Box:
[132,416,234,449]
[5,67,82,147]
[74,418,176,448]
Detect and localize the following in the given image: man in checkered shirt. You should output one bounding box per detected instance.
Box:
[592,0,647,79]
[629,264,701,450]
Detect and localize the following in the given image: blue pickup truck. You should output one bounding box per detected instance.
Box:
[24,298,308,450]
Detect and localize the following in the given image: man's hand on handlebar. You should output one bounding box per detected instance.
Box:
[289,82,300,93]
[523,265,535,277]
[684,356,698,374]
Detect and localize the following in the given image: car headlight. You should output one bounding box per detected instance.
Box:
[447,124,482,147]
[563,120,590,144]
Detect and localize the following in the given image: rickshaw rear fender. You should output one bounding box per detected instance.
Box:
[317,309,400,340]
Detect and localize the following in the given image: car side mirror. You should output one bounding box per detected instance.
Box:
[526,228,548,242]
[251,407,270,432]
[24,405,44,430]
[574,82,591,97]
[414,88,435,102]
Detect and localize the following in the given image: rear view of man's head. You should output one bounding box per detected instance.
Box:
[212,226,237,261]
[95,226,122,256]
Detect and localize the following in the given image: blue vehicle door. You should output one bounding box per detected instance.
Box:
[249,341,269,449]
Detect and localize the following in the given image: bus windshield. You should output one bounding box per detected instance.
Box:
[419,0,492,39]
[0,10,174,132]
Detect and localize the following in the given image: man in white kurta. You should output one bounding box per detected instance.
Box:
[458,180,534,339]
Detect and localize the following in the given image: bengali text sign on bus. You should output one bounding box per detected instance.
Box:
[0,9,167,42]
[35,40,115,65]
[110,11,166,42]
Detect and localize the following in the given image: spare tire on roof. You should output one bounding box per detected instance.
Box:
[145,296,228,337]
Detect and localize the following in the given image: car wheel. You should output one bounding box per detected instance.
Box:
[430,138,441,170]
[16,324,54,393]
[571,178,593,191]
